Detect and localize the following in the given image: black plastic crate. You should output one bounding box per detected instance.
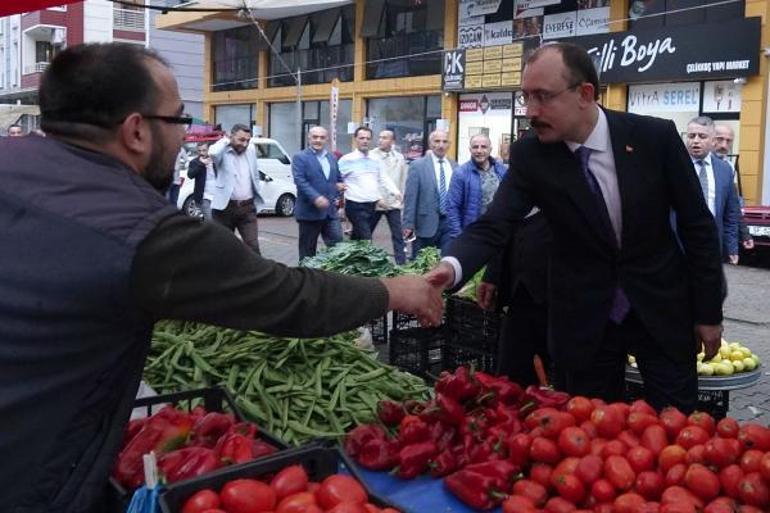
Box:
[442,341,498,374]
[445,296,501,354]
[109,387,288,512]
[365,313,389,346]
[160,444,397,513]
[392,310,422,331]
[388,326,447,380]
[624,381,730,419]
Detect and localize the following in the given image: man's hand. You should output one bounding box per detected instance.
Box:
[314,196,330,209]
[336,183,348,192]
[477,282,497,311]
[381,275,444,327]
[425,262,455,292]
[743,238,755,250]
[696,323,723,360]
[403,228,414,239]
[728,254,739,265]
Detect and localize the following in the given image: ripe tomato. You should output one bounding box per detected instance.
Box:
[316,475,368,510]
[684,463,721,502]
[759,452,770,482]
[531,436,562,464]
[618,430,641,449]
[661,485,705,509]
[554,474,586,504]
[687,412,716,436]
[502,495,538,513]
[558,427,591,457]
[613,492,646,513]
[635,471,664,500]
[738,424,770,452]
[182,489,220,513]
[275,492,317,513]
[658,445,688,473]
[739,449,764,474]
[609,401,631,419]
[307,482,321,494]
[686,444,706,465]
[704,497,739,513]
[601,439,628,459]
[591,398,607,408]
[508,433,533,466]
[659,407,688,441]
[629,399,657,416]
[566,396,595,423]
[270,465,310,500]
[593,503,614,513]
[512,479,548,507]
[525,407,561,431]
[716,417,740,439]
[627,446,655,473]
[363,504,382,513]
[326,502,368,513]
[530,463,554,489]
[541,412,578,439]
[604,455,636,491]
[638,502,661,513]
[660,503,698,513]
[703,438,740,468]
[580,420,598,439]
[590,438,607,457]
[738,472,770,508]
[640,425,669,456]
[719,464,744,499]
[591,478,616,503]
[575,454,604,486]
[628,412,660,436]
[544,496,578,513]
[665,463,687,487]
[220,479,277,513]
[551,457,581,487]
[738,506,764,513]
[591,406,625,439]
[676,426,710,450]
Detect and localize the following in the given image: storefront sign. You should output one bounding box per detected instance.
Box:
[458,24,484,48]
[465,0,503,17]
[442,49,466,91]
[576,7,610,36]
[566,17,761,83]
[627,82,700,114]
[514,91,527,116]
[484,20,513,47]
[459,99,480,112]
[543,12,576,40]
[516,0,561,10]
[330,80,339,151]
[458,0,485,27]
[702,80,742,113]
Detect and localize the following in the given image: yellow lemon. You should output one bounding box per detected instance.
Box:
[732,360,745,373]
[700,363,715,376]
[731,351,745,361]
[743,357,757,371]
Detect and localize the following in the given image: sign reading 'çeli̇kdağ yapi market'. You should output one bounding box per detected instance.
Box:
[565,17,761,84]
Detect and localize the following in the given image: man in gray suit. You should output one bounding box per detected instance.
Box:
[403,130,458,256]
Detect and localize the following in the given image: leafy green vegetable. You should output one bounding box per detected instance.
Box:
[301,241,398,277]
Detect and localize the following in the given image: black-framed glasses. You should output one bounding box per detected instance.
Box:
[142,114,193,129]
[519,82,583,107]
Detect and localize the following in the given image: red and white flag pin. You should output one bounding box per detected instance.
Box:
[625,145,634,153]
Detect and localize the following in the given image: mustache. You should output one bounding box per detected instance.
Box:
[530,118,551,129]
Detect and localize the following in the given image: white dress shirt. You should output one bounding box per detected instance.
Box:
[430,151,453,198]
[692,154,716,216]
[231,152,254,201]
[338,149,399,203]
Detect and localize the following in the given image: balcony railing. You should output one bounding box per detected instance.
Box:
[23,62,48,74]
[113,8,145,31]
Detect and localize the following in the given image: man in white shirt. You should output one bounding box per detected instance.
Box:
[370,130,408,264]
[209,123,263,254]
[338,126,400,241]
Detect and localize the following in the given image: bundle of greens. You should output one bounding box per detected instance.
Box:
[301,241,398,277]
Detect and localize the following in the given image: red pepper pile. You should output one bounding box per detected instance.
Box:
[345,367,569,509]
[114,405,278,488]
[180,464,401,513]
[345,367,770,512]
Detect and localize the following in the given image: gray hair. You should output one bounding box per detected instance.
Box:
[688,116,715,131]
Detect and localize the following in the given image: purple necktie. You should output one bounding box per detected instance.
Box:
[575,146,630,324]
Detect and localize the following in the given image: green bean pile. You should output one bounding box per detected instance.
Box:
[144,321,430,445]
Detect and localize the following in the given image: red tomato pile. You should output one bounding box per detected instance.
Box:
[180,464,401,513]
[505,398,770,512]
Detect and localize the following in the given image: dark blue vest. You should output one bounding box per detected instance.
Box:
[0,135,177,512]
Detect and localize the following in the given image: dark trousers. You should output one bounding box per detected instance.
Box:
[557,311,697,413]
[345,200,376,240]
[370,209,406,265]
[167,183,180,206]
[213,199,261,255]
[497,287,549,387]
[413,215,453,259]
[297,218,343,262]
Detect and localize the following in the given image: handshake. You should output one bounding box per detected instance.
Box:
[378,262,458,328]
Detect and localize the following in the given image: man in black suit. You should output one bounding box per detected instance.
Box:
[427,43,724,412]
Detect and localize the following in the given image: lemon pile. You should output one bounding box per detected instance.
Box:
[627,339,760,377]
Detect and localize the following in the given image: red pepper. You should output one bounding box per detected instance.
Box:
[451,443,469,469]
[435,393,465,426]
[523,385,570,410]
[158,447,220,483]
[402,399,426,415]
[469,439,499,463]
[377,400,405,426]
[122,418,147,448]
[215,433,256,464]
[398,415,430,445]
[396,442,438,479]
[431,422,457,452]
[417,400,442,423]
[435,367,480,402]
[444,461,519,510]
[114,407,193,488]
[191,412,234,448]
[227,421,257,438]
[429,450,458,477]
[356,438,400,470]
[251,439,277,459]
[190,406,207,419]
[344,424,387,457]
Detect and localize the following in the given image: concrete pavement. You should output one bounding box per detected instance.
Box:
[256,216,770,421]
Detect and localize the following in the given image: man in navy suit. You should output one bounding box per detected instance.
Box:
[292,126,345,261]
[685,116,741,264]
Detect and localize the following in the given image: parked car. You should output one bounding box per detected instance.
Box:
[740,205,770,266]
[177,137,297,217]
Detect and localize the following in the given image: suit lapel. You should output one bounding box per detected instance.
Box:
[605,109,636,249]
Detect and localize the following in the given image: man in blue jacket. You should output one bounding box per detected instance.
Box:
[292,126,345,261]
[446,134,507,238]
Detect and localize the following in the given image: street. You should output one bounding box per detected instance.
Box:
[257,216,770,422]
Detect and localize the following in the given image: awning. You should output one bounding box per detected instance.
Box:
[0,105,40,131]
[360,0,386,38]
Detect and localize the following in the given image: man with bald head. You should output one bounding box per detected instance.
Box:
[403,129,458,256]
[713,123,754,251]
[370,130,408,264]
[292,125,344,260]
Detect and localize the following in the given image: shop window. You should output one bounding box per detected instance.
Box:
[367,95,441,161]
[269,5,355,88]
[268,99,352,155]
[211,26,259,92]
[629,0,744,29]
[365,0,444,80]
[214,104,255,133]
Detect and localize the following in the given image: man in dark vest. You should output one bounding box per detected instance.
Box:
[0,43,443,513]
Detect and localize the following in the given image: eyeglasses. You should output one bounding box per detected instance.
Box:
[142,114,193,130]
[519,82,583,107]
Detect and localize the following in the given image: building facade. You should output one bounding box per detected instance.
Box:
[159,0,770,204]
